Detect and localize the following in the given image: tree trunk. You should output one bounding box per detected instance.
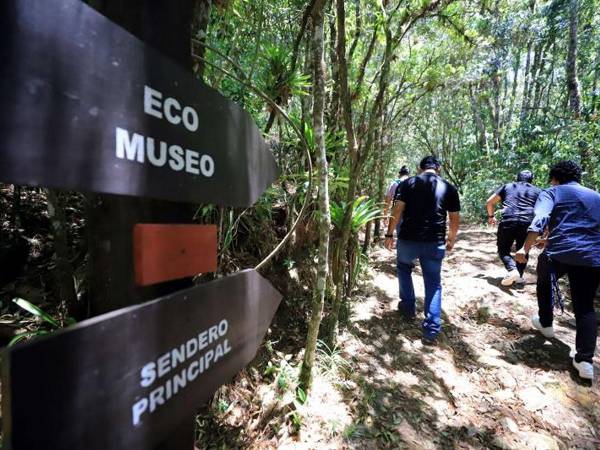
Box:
[565,0,593,178]
[45,189,78,317]
[566,0,582,118]
[299,0,329,392]
[469,84,488,152]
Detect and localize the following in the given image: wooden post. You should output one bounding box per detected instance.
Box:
[86,1,197,448]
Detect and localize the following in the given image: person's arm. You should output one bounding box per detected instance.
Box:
[515,231,540,263]
[384,201,405,250]
[515,190,554,262]
[486,193,501,225]
[447,211,460,251]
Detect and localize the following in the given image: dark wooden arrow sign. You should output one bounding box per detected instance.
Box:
[0,0,278,207]
[1,270,282,450]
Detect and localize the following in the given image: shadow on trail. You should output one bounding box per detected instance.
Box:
[473,273,519,296]
[340,288,496,448]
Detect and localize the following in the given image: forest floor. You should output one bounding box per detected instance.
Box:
[200,226,600,449]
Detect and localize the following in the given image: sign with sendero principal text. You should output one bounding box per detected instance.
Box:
[0,0,278,207]
[2,270,282,450]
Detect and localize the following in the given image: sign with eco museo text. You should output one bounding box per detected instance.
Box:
[1,270,282,450]
[0,0,278,207]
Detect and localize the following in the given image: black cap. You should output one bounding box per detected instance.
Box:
[517,170,533,183]
[399,166,409,176]
[419,156,441,170]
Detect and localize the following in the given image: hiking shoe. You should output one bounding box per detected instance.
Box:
[531,315,555,338]
[501,270,520,286]
[421,336,437,346]
[573,359,594,380]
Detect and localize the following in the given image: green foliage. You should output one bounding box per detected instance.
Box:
[9,298,73,346]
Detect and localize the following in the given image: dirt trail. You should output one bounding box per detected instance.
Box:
[297,227,600,449]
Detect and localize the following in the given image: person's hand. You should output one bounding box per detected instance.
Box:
[446,237,456,251]
[384,236,394,251]
[534,239,547,249]
[515,247,528,264]
[487,216,496,226]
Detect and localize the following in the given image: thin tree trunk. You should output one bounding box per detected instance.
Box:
[45,189,78,317]
[566,0,593,178]
[469,84,488,152]
[566,0,582,118]
[299,0,329,392]
[505,53,520,128]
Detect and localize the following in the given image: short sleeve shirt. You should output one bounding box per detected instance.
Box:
[494,182,541,224]
[394,172,460,243]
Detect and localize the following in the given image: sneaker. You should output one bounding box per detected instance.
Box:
[531,315,555,338]
[421,336,437,346]
[573,359,594,380]
[501,270,520,286]
[515,277,526,285]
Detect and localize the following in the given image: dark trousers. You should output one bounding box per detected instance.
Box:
[497,221,529,275]
[537,252,600,363]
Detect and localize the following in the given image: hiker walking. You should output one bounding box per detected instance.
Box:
[486,170,541,286]
[515,161,600,380]
[383,166,410,219]
[384,156,460,345]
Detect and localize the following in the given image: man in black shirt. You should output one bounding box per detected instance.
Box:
[385,156,460,345]
[486,170,541,286]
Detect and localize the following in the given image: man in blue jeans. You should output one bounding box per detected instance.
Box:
[384,156,460,345]
[516,160,600,380]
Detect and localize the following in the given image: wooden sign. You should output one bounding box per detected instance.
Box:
[1,270,282,450]
[133,224,218,286]
[0,0,278,207]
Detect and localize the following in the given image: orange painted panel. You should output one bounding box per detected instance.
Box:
[133,224,217,286]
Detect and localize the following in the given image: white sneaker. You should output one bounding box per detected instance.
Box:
[515,277,526,285]
[501,270,520,286]
[573,359,594,380]
[531,315,555,338]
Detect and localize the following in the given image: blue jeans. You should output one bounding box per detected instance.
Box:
[396,239,446,339]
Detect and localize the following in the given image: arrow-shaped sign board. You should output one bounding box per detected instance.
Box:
[0,0,278,207]
[1,270,282,450]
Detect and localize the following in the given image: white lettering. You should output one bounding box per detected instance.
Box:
[208,325,219,344]
[149,386,165,413]
[144,85,163,119]
[187,361,199,381]
[185,150,200,175]
[186,337,198,359]
[200,154,215,177]
[182,106,199,132]
[168,145,185,171]
[173,370,187,395]
[164,97,182,125]
[218,319,228,336]
[116,127,144,163]
[132,398,148,426]
[223,339,232,355]
[157,352,170,378]
[205,349,215,369]
[140,362,156,388]
[146,138,167,167]
[198,330,208,351]
[171,344,185,368]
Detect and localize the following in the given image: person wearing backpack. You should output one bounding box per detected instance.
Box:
[383,166,410,220]
[486,170,541,286]
[384,156,460,345]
